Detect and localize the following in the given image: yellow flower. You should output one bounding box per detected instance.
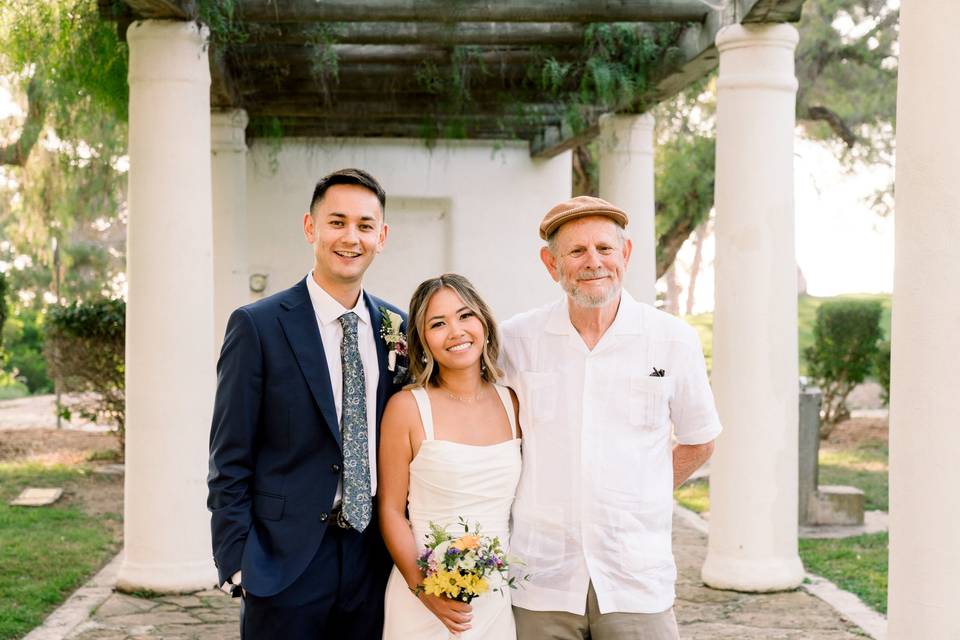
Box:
[422,574,444,597]
[452,534,481,551]
[455,572,490,596]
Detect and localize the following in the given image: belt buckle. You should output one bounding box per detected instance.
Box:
[332,505,351,529]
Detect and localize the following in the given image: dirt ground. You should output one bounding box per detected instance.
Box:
[823,416,889,449]
[1,396,124,540]
[0,427,119,464]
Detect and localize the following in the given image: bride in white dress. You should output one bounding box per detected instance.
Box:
[379,274,522,639]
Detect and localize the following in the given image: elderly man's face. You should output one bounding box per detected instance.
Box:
[541,216,632,309]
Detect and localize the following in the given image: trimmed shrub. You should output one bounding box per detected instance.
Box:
[44,299,125,453]
[804,300,883,437]
[874,340,891,406]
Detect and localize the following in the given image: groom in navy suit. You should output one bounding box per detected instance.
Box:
[208,168,407,639]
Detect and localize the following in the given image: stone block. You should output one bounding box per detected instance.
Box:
[798,385,822,525]
[806,485,865,526]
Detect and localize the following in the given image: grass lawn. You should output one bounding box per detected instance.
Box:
[819,444,888,511]
[686,292,892,374]
[799,533,889,614]
[674,478,709,514]
[0,462,120,640]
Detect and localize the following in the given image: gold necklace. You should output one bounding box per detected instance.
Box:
[438,384,486,403]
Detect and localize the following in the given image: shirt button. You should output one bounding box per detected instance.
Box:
[320,512,329,522]
[331,463,341,473]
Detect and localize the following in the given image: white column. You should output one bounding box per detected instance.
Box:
[211,109,249,353]
[118,20,217,592]
[598,113,656,305]
[888,2,960,636]
[701,24,803,592]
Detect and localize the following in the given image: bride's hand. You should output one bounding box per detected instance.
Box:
[418,592,473,635]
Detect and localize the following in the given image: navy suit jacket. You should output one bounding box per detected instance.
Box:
[207,277,407,597]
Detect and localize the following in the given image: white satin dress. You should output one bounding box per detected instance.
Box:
[382,385,522,640]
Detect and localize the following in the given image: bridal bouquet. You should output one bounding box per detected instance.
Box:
[416,518,517,603]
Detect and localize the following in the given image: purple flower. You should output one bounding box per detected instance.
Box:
[446,547,460,556]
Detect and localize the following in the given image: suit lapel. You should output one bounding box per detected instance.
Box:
[364,292,391,441]
[278,280,342,450]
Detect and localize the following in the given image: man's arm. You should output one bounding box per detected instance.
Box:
[672,440,715,490]
[207,307,263,587]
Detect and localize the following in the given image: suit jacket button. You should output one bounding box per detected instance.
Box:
[320,512,328,522]
[331,463,341,473]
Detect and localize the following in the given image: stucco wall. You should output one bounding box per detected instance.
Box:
[246,138,572,319]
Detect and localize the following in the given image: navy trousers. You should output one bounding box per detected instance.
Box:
[240,523,391,640]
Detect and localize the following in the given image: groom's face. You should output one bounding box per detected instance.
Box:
[303,184,387,289]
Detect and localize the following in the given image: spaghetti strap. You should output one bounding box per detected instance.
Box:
[410,387,435,441]
[493,385,517,439]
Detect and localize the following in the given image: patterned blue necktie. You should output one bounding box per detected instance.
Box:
[338,312,372,531]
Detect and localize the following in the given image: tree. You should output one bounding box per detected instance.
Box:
[0,1,128,168]
[574,0,899,277]
[1,2,128,311]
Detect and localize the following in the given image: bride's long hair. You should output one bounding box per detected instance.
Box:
[406,274,502,389]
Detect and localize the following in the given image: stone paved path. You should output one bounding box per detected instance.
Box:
[64,515,870,640]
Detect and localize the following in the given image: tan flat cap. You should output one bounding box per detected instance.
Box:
[539,195,629,240]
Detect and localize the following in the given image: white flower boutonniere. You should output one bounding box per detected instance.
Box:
[379,306,407,373]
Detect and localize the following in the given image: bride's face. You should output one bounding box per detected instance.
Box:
[422,287,485,374]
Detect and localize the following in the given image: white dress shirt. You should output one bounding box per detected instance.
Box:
[500,290,722,615]
[305,272,380,502]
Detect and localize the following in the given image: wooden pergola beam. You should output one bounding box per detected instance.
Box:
[235,44,578,66]
[121,0,194,19]
[234,0,709,23]
[529,2,737,158]
[740,0,806,22]
[210,44,242,108]
[241,85,553,102]
[234,62,536,86]
[251,121,544,140]
[247,98,574,119]
[245,22,657,46]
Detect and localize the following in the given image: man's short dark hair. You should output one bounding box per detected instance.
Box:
[309,168,386,214]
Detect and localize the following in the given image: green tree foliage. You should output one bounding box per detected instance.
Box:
[577,0,899,275]
[805,300,883,435]
[796,0,898,159]
[44,299,125,449]
[1,2,127,385]
[2,307,51,393]
[0,0,128,167]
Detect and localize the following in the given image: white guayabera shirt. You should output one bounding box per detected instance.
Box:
[500,290,722,615]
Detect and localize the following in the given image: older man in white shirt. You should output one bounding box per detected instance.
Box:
[501,196,721,640]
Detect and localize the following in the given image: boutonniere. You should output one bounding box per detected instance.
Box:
[379,306,408,375]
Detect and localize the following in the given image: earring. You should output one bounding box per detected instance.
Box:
[421,354,428,364]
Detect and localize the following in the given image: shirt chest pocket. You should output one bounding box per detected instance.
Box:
[628,376,675,429]
[519,371,559,425]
